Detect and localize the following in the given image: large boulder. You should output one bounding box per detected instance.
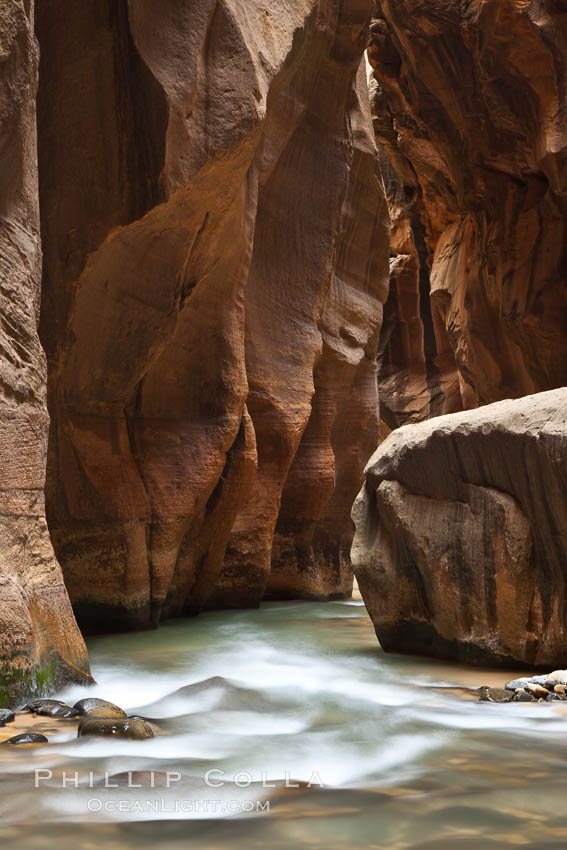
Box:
[369,0,567,428]
[0,0,90,703]
[352,388,567,667]
[35,0,389,629]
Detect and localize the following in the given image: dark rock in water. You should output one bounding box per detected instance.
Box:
[479,687,513,703]
[0,709,15,727]
[74,698,126,719]
[3,733,49,745]
[514,690,536,702]
[77,717,154,739]
[26,699,77,718]
[176,677,230,696]
[543,680,558,692]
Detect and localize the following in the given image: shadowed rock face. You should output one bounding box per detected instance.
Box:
[36,0,389,630]
[0,0,90,702]
[369,0,567,428]
[352,388,567,668]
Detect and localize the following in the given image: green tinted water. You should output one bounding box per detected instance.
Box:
[1,600,566,849]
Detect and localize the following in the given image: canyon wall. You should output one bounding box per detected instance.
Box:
[369,0,567,428]
[36,0,389,631]
[0,0,90,702]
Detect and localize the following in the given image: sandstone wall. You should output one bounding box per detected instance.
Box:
[369,0,567,428]
[36,0,390,630]
[352,388,567,668]
[0,0,90,702]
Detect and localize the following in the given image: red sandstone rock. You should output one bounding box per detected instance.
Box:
[36,0,390,628]
[369,0,567,428]
[0,0,90,701]
[352,388,567,668]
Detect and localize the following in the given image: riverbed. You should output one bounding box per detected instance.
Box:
[1,599,566,849]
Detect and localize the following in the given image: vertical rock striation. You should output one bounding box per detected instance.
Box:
[36,0,390,629]
[0,0,90,702]
[369,0,567,427]
[352,388,567,668]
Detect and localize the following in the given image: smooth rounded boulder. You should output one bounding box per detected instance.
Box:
[352,389,567,668]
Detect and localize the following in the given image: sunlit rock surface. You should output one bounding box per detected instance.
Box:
[352,388,567,667]
[369,0,567,428]
[36,0,389,629]
[0,0,90,701]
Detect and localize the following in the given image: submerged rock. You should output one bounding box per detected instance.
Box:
[3,732,48,745]
[77,717,155,740]
[73,698,126,719]
[26,699,76,718]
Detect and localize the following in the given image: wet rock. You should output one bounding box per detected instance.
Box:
[0,710,15,727]
[3,733,48,745]
[77,717,155,740]
[505,678,531,692]
[73,698,126,719]
[555,685,566,695]
[352,389,567,667]
[550,670,567,685]
[26,699,77,718]
[514,690,536,703]
[524,683,549,699]
[479,687,513,703]
[529,676,553,687]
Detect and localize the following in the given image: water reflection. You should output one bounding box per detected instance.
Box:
[1,600,566,848]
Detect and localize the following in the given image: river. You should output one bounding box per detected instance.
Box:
[1,599,566,849]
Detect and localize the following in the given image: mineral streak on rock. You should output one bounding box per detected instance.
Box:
[368,0,567,428]
[352,388,567,668]
[0,0,90,704]
[35,1,390,628]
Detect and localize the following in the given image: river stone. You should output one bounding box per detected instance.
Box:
[77,717,154,739]
[554,684,567,695]
[73,698,127,719]
[3,732,49,745]
[505,678,531,691]
[525,682,549,698]
[26,699,77,718]
[479,687,513,703]
[514,690,536,702]
[0,709,15,726]
[529,676,553,687]
[549,670,567,685]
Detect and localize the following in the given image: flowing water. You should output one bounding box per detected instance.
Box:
[1,599,567,849]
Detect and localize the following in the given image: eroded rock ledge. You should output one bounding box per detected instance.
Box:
[352,388,567,668]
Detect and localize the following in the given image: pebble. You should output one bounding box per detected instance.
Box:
[3,733,48,745]
[555,684,566,695]
[550,670,567,685]
[73,698,127,719]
